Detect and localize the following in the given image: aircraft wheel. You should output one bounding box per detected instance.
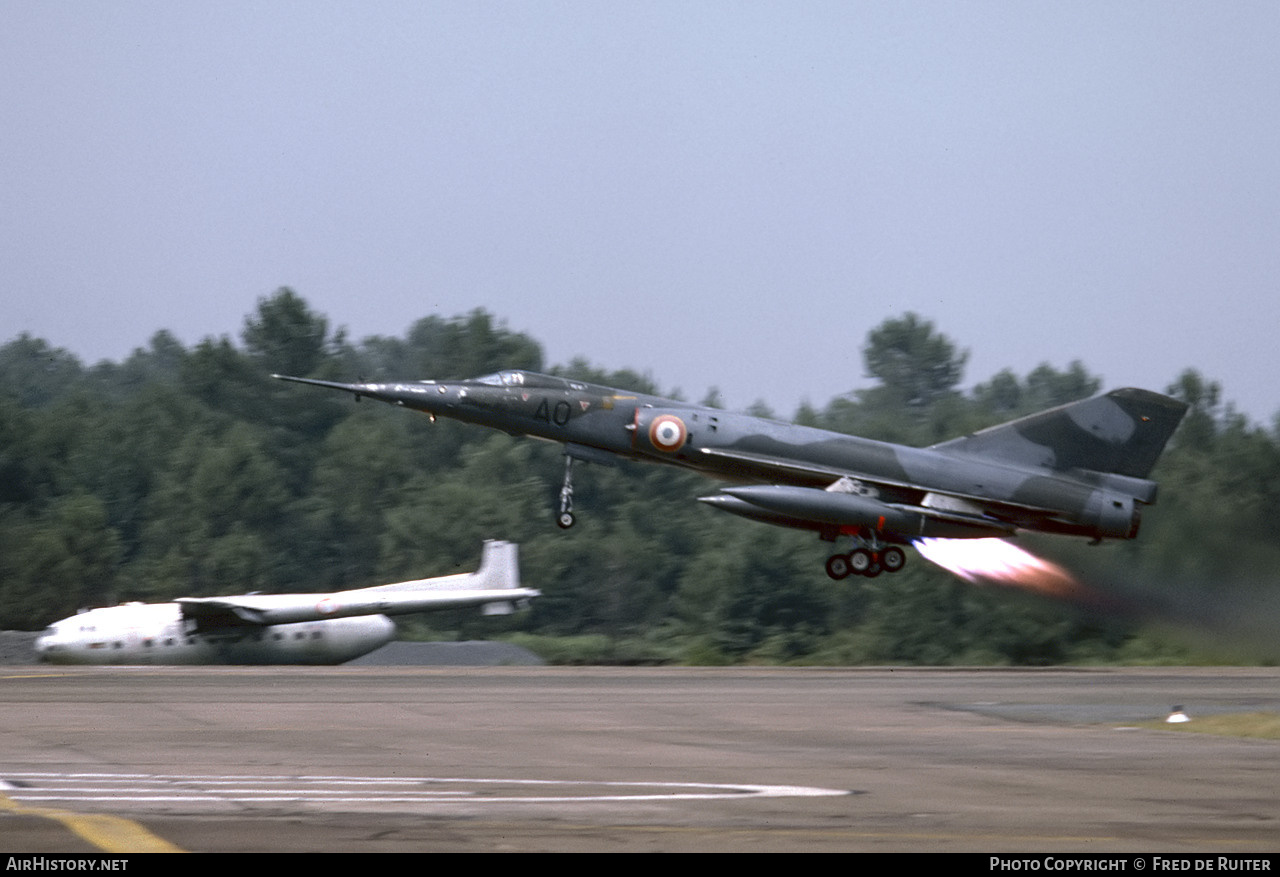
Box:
[825,554,852,580]
[848,548,873,576]
[881,546,906,573]
[556,511,576,529]
[862,562,882,579]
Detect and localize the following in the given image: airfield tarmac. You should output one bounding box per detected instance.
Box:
[1,666,1277,853]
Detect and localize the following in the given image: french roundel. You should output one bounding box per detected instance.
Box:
[649,415,688,452]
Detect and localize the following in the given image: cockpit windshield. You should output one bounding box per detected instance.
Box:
[473,370,533,387]
[472,370,575,390]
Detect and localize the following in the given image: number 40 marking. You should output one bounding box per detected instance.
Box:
[535,399,572,427]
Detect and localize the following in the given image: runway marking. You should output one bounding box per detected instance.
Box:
[0,791,186,853]
[2,772,850,808]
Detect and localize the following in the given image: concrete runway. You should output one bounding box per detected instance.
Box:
[1,666,1277,852]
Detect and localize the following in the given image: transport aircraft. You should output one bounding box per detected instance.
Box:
[36,541,535,664]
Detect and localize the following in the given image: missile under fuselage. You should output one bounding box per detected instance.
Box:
[703,485,1013,541]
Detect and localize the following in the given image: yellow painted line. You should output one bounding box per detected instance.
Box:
[0,793,186,853]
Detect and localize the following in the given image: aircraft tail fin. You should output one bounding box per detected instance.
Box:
[472,540,520,591]
[472,540,521,615]
[930,388,1188,479]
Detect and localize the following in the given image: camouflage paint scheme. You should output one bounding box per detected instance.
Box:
[276,370,1187,578]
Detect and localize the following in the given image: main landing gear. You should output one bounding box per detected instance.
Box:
[825,543,907,580]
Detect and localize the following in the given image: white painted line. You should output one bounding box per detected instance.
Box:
[2,772,851,807]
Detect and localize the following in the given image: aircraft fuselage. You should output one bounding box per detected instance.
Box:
[37,603,396,665]
[276,370,1186,578]
[288,370,1158,541]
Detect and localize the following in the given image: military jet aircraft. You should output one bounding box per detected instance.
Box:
[276,371,1187,580]
[37,541,536,665]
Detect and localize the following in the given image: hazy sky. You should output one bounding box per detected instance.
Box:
[4,2,1279,421]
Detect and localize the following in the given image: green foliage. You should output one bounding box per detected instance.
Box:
[862,312,968,409]
[0,493,121,627]
[242,287,335,377]
[972,361,1100,417]
[0,334,85,408]
[3,300,1278,666]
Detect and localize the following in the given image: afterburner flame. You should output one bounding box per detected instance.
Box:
[914,537,1094,601]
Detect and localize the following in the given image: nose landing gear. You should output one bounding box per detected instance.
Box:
[556,455,576,529]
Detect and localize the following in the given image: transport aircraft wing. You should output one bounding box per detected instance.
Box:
[176,541,536,629]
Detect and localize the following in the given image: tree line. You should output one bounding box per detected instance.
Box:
[2,290,1277,664]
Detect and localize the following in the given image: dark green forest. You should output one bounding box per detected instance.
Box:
[4,289,1278,664]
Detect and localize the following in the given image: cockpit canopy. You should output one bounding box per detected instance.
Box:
[473,370,527,387]
[472,370,586,391]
